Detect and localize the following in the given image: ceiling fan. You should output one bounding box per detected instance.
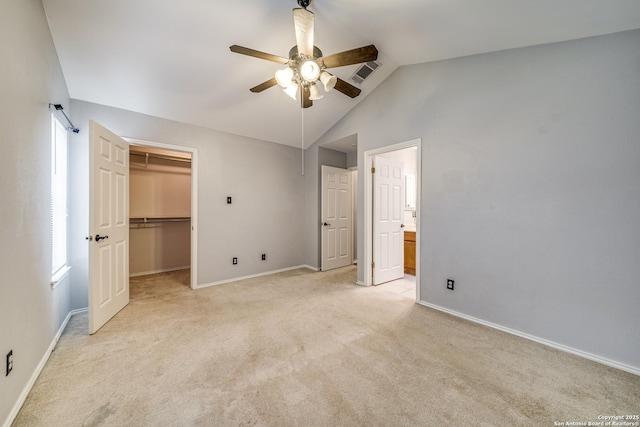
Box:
[230,0,378,108]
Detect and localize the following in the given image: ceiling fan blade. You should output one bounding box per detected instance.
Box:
[321,45,378,69]
[293,8,314,57]
[334,78,362,98]
[229,45,288,64]
[250,78,278,93]
[302,86,313,108]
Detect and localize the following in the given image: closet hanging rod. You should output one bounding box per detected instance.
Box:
[130,151,191,163]
[130,217,191,224]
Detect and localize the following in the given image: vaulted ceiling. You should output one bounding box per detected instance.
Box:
[42,0,640,150]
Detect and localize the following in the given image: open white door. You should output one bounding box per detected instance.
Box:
[321,165,352,271]
[373,156,404,285]
[89,121,129,334]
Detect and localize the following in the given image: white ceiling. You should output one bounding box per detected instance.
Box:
[42,0,640,151]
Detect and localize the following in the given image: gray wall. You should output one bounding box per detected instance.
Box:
[68,101,306,308]
[0,0,71,422]
[315,30,640,370]
[346,151,358,169]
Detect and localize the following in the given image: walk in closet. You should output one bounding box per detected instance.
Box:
[129,146,191,276]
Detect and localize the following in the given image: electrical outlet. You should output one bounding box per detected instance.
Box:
[447,279,454,290]
[261,254,266,261]
[232,257,238,265]
[6,350,13,376]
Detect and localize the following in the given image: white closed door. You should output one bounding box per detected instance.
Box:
[89,121,130,334]
[321,165,352,271]
[373,156,404,285]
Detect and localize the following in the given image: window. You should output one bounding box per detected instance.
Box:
[51,115,69,285]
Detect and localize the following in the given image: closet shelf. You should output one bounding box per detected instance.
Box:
[130,151,191,164]
[130,217,191,224]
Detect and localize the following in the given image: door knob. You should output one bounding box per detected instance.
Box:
[400,224,405,228]
[95,234,109,242]
[323,222,331,226]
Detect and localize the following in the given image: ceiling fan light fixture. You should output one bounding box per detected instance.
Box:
[309,83,323,100]
[275,67,294,88]
[283,83,299,100]
[229,0,378,108]
[300,60,320,82]
[320,71,337,92]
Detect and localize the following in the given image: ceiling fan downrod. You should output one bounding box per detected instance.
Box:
[297,0,311,9]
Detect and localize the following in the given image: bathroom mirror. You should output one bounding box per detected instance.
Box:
[405,174,416,210]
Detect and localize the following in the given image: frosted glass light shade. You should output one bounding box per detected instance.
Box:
[275,67,294,88]
[320,71,337,91]
[309,84,323,100]
[283,84,298,100]
[300,60,320,82]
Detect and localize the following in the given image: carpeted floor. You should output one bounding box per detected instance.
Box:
[13,266,640,426]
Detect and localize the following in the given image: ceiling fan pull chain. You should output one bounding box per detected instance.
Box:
[301,99,305,176]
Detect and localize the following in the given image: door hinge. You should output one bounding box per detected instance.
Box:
[371,167,375,174]
[371,262,375,268]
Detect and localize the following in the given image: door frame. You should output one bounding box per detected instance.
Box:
[124,137,199,290]
[363,138,421,302]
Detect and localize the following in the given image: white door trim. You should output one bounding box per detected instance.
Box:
[123,137,199,290]
[363,139,421,302]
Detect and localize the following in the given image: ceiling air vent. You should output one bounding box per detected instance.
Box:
[350,61,381,85]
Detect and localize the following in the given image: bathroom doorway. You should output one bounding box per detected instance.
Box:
[364,139,421,302]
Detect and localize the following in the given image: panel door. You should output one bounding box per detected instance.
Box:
[89,121,129,334]
[373,156,404,285]
[321,165,352,271]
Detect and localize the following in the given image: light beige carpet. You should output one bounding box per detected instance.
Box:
[13,267,640,426]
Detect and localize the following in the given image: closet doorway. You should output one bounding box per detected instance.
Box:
[126,139,198,289]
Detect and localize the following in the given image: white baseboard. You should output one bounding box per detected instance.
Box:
[197,265,316,289]
[418,301,640,377]
[129,266,190,277]
[300,265,319,272]
[3,308,86,427]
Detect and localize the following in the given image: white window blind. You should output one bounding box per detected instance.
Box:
[51,115,68,277]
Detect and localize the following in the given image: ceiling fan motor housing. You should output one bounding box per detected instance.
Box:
[288,45,323,60]
[297,0,311,8]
